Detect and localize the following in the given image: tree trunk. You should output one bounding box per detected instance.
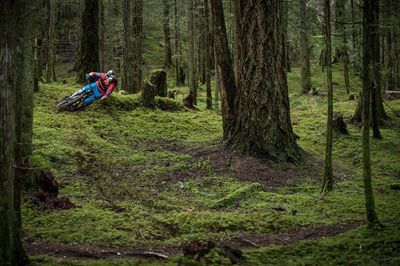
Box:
[77,0,100,83]
[132,0,143,93]
[230,0,300,162]
[99,0,105,70]
[186,0,197,107]
[204,0,212,109]
[149,69,168,97]
[163,0,173,68]
[361,0,379,226]
[210,0,236,138]
[0,1,30,264]
[46,0,56,83]
[122,0,134,92]
[173,0,181,85]
[322,0,333,193]
[298,0,312,93]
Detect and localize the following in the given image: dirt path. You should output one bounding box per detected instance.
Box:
[24,220,363,260]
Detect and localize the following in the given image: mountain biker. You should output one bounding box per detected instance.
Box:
[75,70,118,107]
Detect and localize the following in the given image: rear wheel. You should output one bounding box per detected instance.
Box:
[57,91,91,111]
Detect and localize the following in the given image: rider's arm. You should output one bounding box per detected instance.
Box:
[105,82,118,98]
[89,72,107,79]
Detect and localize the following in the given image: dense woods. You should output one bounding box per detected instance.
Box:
[1,0,400,265]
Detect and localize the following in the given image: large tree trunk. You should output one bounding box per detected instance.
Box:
[322,0,334,193]
[361,0,379,226]
[210,0,236,138]
[298,0,312,93]
[77,0,100,83]
[122,0,134,92]
[163,0,173,68]
[132,0,143,93]
[46,0,56,83]
[0,1,29,264]
[230,0,300,162]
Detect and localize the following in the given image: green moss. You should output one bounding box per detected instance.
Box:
[25,64,400,265]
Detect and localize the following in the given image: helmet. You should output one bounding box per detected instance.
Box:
[107,70,116,83]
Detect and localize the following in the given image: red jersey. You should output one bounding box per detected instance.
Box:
[91,72,118,97]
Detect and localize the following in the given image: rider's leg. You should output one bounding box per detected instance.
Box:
[83,94,97,106]
[82,83,102,106]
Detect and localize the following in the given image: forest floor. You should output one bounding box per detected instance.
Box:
[24,65,400,265]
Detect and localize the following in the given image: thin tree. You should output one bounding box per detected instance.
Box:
[132,0,143,93]
[361,0,379,226]
[298,0,312,93]
[185,0,197,107]
[173,0,182,85]
[204,0,212,109]
[163,0,173,68]
[210,0,236,138]
[322,0,333,193]
[122,0,134,92]
[46,0,56,83]
[77,0,100,83]
[99,0,105,69]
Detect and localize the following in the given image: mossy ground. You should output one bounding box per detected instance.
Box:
[26,64,400,265]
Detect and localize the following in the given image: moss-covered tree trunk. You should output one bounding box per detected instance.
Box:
[298,0,312,93]
[122,0,134,92]
[229,0,300,162]
[46,0,56,83]
[0,1,29,264]
[322,0,333,193]
[210,0,236,139]
[77,0,100,83]
[361,0,379,226]
[163,0,173,69]
[132,0,143,93]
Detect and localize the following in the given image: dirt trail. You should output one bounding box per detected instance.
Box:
[24,220,363,260]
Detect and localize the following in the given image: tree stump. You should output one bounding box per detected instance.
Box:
[184,91,196,108]
[149,69,167,97]
[333,115,349,135]
[141,80,156,108]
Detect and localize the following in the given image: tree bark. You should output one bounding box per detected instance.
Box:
[298,0,312,93]
[46,0,56,83]
[173,0,182,85]
[132,0,143,93]
[163,0,173,68]
[186,0,197,107]
[204,0,212,109]
[210,0,236,139]
[361,0,379,226]
[122,0,134,92]
[0,1,30,264]
[230,0,300,162]
[77,0,100,83]
[322,0,333,193]
[99,0,105,70]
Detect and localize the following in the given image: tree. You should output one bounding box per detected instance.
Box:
[99,0,105,70]
[229,0,300,161]
[185,0,197,107]
[163,0,173,68]
[322,0,333,193]
[210,0,236,138]
[1,1,30,264]
[361,0,379,226]
[298,0,312,93]
[132,0,143,93]
[46,0,56,83]
[122,0,134,92]
[76,0,100,83]
[204,0,212,109]
[173,0,182,85]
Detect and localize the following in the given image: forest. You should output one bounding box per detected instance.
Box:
[1,0,400,265]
